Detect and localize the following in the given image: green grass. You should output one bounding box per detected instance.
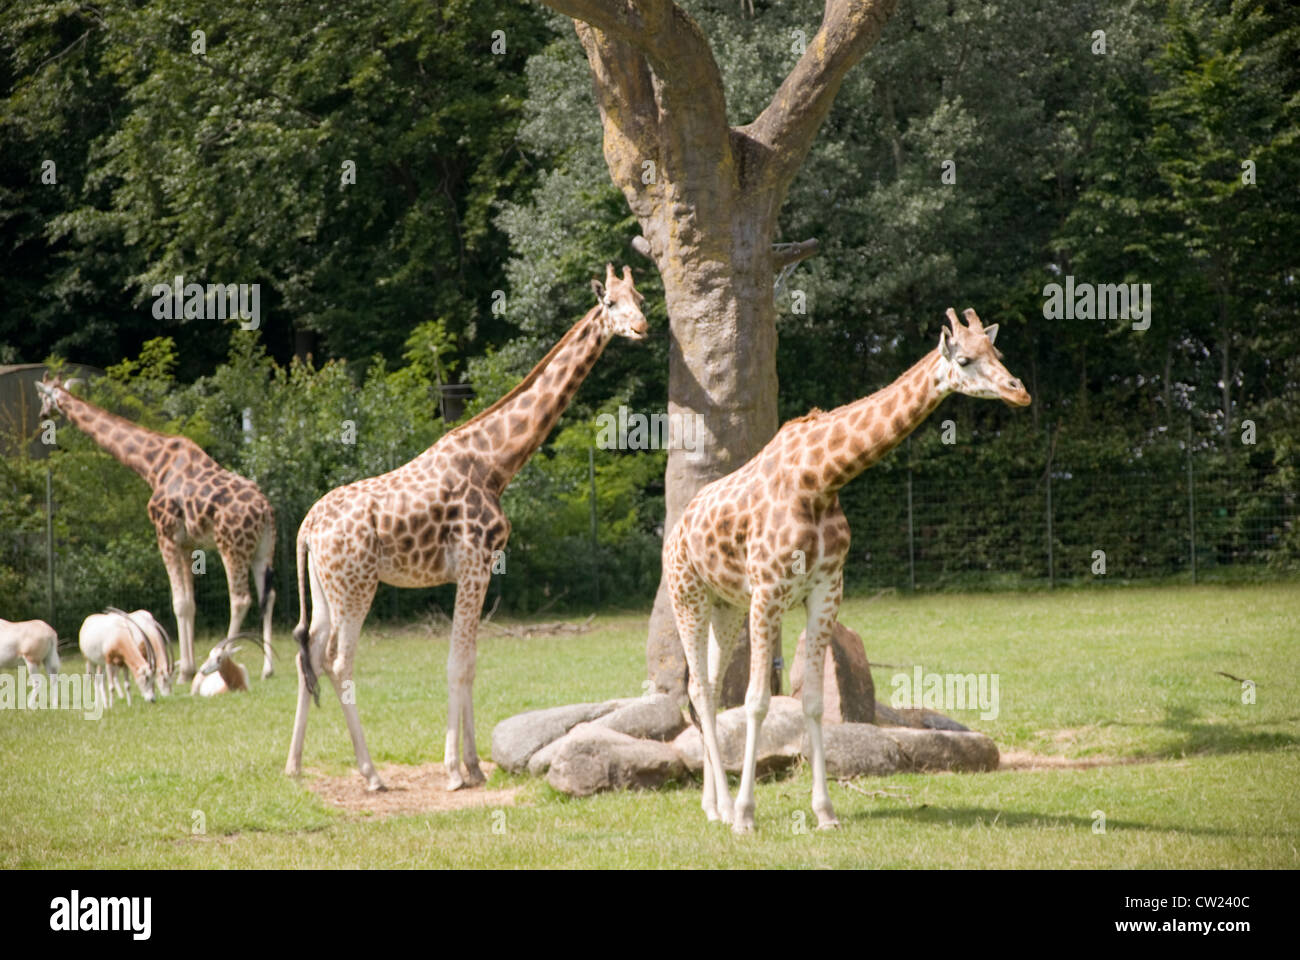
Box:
[2,583,1297,868]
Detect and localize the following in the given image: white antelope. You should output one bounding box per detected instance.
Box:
[79,611,157,706]
[0,617,61,707]
[112,609,175,697]
[192,637,250,697]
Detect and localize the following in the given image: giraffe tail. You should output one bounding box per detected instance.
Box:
[258,564,276,622]
[293,527,320,706]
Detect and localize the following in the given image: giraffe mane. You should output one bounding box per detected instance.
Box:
[447,304,602,436]
[783,407,825,426]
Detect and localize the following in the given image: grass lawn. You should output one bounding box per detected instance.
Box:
[2,583,1297,868]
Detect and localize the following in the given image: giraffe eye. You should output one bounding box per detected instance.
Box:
[603,298,613,309]
[956,356,970,367]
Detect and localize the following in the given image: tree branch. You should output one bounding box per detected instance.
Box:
[541,0,733,213]
[572,24,660,219]
[743,0,898,197]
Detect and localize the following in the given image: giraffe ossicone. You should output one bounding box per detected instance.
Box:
[285,265,648,793]
[665,307,1030,833]
[35,377,277,684]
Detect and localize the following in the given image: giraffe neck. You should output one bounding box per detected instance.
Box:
[53,388,171,488]
[439,306,611,493]
[808,349,948,495]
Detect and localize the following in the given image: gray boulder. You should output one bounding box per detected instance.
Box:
[812,723,905,778]
[873,701,970,732]
[591,693,687,742]
[491,698,638,773]
[790,622,876,724]
[809,722,998,777]
[671,695,806,775]
[546,724,686,797]
[887,727,998,772]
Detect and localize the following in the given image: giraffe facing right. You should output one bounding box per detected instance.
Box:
[665,307,1031,833]
[286,265,647,792]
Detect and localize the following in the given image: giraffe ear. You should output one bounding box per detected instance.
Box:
[983,323,999,345]
[591,279,605,301]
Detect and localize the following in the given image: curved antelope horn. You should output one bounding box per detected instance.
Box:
[962,307,983,332]
[156,620,175,676]
[105,607,153,672]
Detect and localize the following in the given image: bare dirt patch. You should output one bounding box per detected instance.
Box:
[999,750,1157,771]
[305,762,521,817]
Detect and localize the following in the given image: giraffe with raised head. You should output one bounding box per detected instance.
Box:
[284,264,648,792]
[665,307,1031,833]
[34,378,277,684]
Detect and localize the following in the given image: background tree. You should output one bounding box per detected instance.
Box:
[535,0,901,695]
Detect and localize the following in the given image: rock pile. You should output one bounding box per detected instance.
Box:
[491,624,999,797]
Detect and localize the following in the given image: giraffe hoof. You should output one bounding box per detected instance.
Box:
[731,820,755,836]
[462,766,486,788]
[817,818,842,831]
[365,778,386,793]
[261,665,274,680]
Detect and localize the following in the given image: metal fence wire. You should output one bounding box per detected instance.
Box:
[838,432,1298,591]
[8,427,1298,638]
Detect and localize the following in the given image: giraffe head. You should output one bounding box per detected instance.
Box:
[936,308,1031,407]
[591,263,648,341]
[34,376,65,419]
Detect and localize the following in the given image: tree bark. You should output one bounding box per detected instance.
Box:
[540,0,899,700]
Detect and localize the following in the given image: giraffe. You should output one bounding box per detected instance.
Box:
[664,307,1031,833]
[34,378,277,683]
[284,264,648,792]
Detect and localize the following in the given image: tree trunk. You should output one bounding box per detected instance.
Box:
[541,0,900,702]
[645,221,778,700]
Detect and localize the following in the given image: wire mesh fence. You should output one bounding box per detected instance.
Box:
[7,428,1298,640]
[839,434,1298,591]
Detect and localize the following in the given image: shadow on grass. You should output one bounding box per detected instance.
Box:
[847,805,1235,837]
[1115,704,1299,759]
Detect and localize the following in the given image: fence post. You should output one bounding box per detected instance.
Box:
[588,445,599,607]
[1045,424,1055,588]
[45,466,55,625]
[906,436,916,591]
[1187,420,1197,584]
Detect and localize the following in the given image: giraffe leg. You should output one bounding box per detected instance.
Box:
[671,585,732,824]
[158,534,197,683]
[703,604,746,820]
[251,527,276,680]
[286,556,329,778]
[327,615,384,792]
[734,589,781,834]
[802,574,843,829]
[444,564,490,791]
[221,550,254,646]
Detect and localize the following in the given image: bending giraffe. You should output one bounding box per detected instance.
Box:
[665,308,1031,833]
[285,264,647,792]
[35,379,276,683]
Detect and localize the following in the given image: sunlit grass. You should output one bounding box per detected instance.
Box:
[1,583,1296,868]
